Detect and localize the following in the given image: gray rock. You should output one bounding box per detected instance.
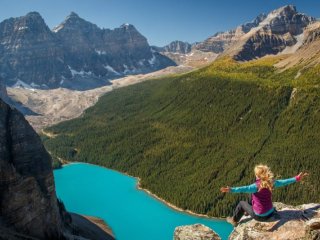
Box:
[229,202,320,240]
[174,224,221,240]
[0,76,7,101]
[0,98,63,239]
[0,98,115,239]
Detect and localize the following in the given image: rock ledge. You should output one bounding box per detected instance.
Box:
[229,202,320,240]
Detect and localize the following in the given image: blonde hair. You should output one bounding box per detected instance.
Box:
[254,164,274,191]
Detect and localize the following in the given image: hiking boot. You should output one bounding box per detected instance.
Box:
[226,217,238,227]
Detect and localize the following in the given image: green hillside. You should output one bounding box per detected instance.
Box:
[43,57,320,217]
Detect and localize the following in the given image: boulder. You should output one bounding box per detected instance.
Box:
[174,223,221,240]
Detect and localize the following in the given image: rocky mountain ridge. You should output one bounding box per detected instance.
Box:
[192,5,316,61]
[193,13,267,53]
[0,12,175,89]
[154,40,192,54]
[157,5,317,66]
[224,5,316,60]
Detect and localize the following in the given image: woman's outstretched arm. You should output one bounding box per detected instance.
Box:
[220,183,258,193]
[274,172,308,188]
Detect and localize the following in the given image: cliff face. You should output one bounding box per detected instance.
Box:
[0,98,63,239]
[224,5,315,60]
[0,98,115,240]
[0,76,7,100]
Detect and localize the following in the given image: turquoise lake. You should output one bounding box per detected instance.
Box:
[54,163,233,240]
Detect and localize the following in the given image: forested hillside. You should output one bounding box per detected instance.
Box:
[43,57,320,217]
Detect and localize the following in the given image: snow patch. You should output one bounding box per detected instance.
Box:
[60,76,66,85]
[52,24,64,33]
[123,64,130,74]
[148,54,156,65]
[18,26,28,31]
[68,66,93,77]
[138,59,145,66]
[104,65,120,75]
[95,49,107,55]
[13,80,35,91]
[30,82,40,88]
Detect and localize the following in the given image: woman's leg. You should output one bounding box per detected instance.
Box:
[233,201,255,222]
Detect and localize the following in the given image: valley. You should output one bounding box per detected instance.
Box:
[1,3,320,239]
[8,65,193,131]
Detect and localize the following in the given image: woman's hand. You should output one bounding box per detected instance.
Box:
[298,172,308,181]
[220,186,231,193]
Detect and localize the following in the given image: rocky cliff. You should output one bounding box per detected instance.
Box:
[174,203,320,240]
[0,98,114,239]
[193,5,315,61]
[0,98,63,239]
[275,21,320,69]
[0,12,175,89]
[224,5,315,60]
[193,13,267,53]
[0,76,7,101]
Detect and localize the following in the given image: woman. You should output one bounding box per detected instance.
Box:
[220,164,308,226]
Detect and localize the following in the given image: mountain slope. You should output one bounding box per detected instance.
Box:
[276,21,320,69]
[43,57,320,217]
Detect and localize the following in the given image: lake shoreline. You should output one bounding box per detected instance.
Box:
[60,162,226,221]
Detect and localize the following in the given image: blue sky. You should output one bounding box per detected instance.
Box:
[0,0,319,46]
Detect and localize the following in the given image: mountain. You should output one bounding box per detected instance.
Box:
[193,13,267,53]
[0,12,175,89]
[0,98,114,239]
[152,41,218,67]
[43,55,320,217]
[155,40,192,54]
[224,5,316,60]
[194,5,315,60]
[0,12,68,88]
